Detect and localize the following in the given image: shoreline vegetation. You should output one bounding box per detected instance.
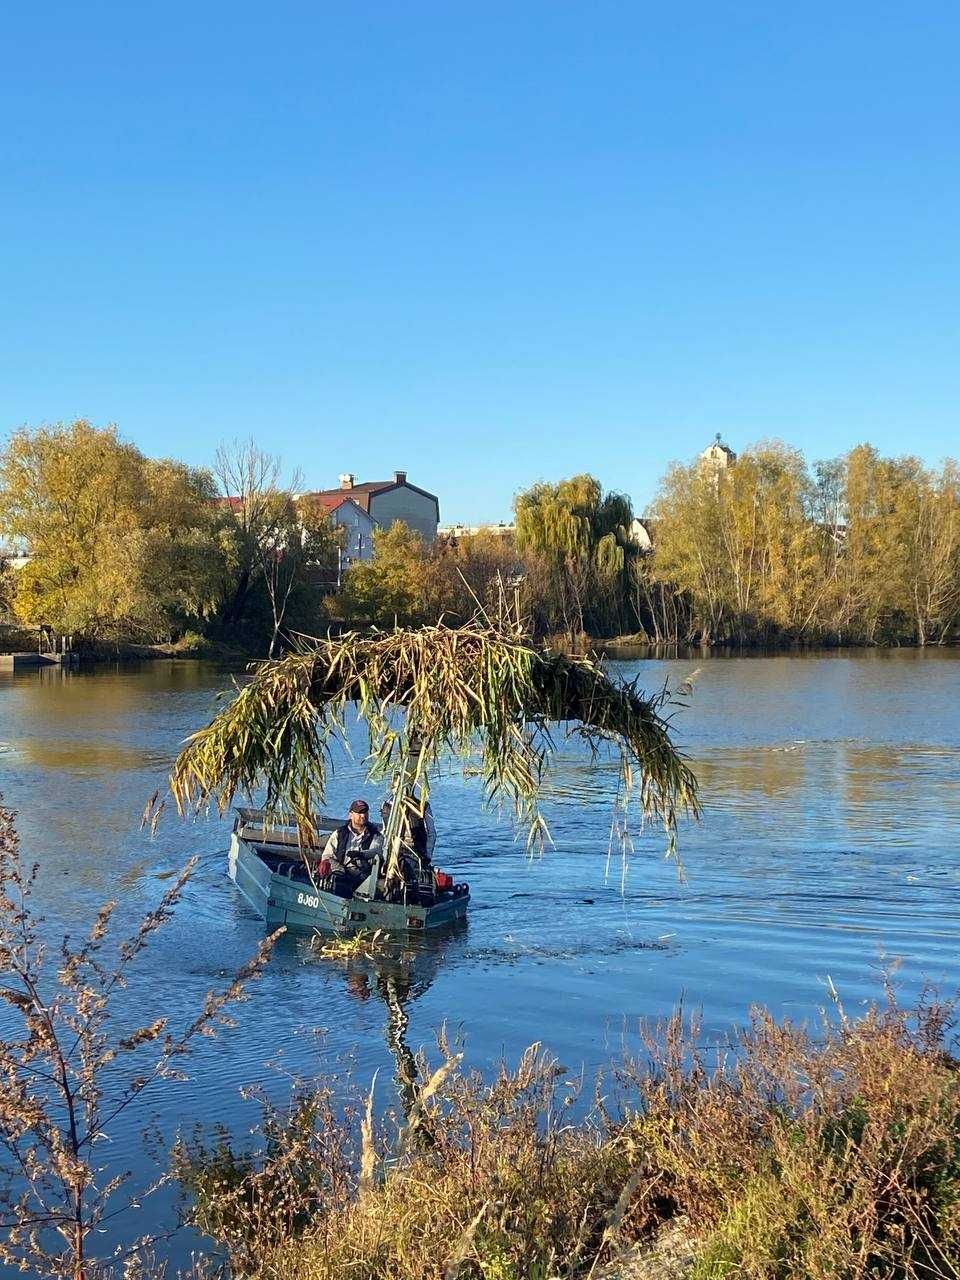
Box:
[175,985,960,1280]
[3,423,960,660]
[1,798,958,1280]
[4,627,958,666]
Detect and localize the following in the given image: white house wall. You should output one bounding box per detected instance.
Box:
[333,505,377,565]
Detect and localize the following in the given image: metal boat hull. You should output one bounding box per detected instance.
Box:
[228,833,469,933]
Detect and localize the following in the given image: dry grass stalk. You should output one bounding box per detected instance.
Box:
[443,1200,491,1280]
[0,798,280,1280]
[359,1073,378,1194]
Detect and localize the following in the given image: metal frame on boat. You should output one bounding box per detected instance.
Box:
[228,807,469,932]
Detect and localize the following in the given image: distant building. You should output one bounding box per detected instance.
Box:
[304,471,440,543]
[437,522,514,542]
[305,494,378,572]
[629,518,654,552]
[699,434,737,471]
[0,544,31,572]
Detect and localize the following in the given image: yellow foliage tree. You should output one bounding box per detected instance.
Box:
[0,421,222,639]
[339,522,452,626]
[650,441,821,643]
[836,445,960,644]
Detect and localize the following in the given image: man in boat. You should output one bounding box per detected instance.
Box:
[322,799,384,880]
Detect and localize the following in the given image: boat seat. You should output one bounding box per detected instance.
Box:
[235,806,341,847]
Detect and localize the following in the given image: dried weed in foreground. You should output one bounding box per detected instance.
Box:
[176,990,960,1280]
[0,799,281,1280]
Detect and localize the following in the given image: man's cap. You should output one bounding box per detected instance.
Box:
[348,798,369,813]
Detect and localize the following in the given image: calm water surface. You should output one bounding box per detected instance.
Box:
[1,651,959,1266]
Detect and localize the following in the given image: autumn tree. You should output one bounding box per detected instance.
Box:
[339,522,452,626]
[835,446,960,644]
[435,528,520,619]
[908,460,960,644]
[650,442,821,643]
[210,439,341,649]
[257,494,340,656]
[212,439,291,631]
[0,556,11,620]
[0,421,222,640]
[514,475,638,641]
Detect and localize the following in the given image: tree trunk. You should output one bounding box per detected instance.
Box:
[222,565,251,630]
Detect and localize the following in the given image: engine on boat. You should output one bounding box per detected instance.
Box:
[311,857,468,907]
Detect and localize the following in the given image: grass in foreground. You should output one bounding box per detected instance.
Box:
[175,989,960,1280]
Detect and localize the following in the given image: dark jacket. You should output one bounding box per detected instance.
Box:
[323,821,384,874]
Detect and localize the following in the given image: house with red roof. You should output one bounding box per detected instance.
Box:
[299,470,440,550]
[216,470,439,582]
[301,492,378,575]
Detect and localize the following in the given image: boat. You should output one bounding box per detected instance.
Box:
[228,806,470,932]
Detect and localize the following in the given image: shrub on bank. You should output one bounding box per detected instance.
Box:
[176,992,960,1280]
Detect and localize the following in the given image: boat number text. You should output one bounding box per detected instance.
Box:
[296,892,320,909]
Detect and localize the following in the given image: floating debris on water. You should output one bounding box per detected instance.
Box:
[312,928,393,962]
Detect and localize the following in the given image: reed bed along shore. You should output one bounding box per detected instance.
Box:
[174,988,960,1280]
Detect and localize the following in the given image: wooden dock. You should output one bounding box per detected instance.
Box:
[0,651,80,671]
[0,624,79,671]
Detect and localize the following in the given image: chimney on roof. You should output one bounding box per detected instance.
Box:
[394,470,407,485]
[339,473,354,491]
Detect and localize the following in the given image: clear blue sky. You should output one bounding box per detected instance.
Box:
[2,3,958,522]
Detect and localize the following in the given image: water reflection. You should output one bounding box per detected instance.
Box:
[9,738,166,772]
[295,923,468,1115]
[689,741,960,847]
[694,744,809,801]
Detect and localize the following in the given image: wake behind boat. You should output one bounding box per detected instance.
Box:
[228,807,470,932]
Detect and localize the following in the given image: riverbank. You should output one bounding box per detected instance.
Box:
[4,618,957,669]
[0,622,248,664]
[595,631,960,659]
[0,620,372,665]
[175,989,960,1280]
[88,634,252,662]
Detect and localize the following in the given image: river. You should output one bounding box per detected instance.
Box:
[1,650,959,1270]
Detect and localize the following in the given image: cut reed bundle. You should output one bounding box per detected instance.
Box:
[169,619,699,861]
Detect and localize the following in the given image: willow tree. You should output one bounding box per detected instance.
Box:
[514,475,638,640]
[169,618,699,881]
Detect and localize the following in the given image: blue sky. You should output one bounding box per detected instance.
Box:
[1,3,958,522]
